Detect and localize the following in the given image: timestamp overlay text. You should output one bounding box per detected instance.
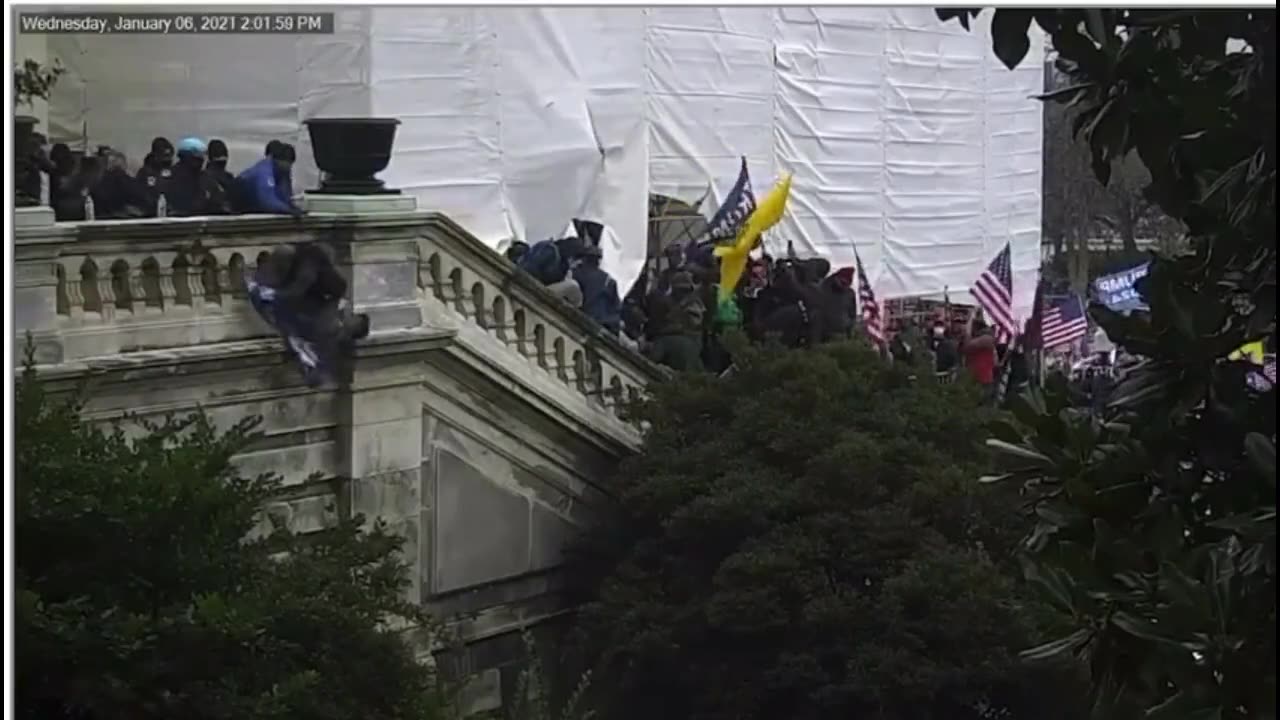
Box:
[18,12,335,35]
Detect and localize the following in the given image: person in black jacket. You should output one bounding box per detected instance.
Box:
[53,155,107,222]
[256,243,371,348]
[572,243,623,334]
[166,138,220,217]
[136,137,175,211]
[48,143,79,214]
[92,151,151,218]
[204,139,237,213]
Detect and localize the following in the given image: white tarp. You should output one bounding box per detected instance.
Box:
[44,7,1043,318]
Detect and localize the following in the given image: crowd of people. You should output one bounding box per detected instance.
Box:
[18,134,305,222]
[17,133,1102,404]
[503,230,1017,395]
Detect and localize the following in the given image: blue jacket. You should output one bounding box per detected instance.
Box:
[236,158,294,214]
[519,240,569,285]
[573,264,622,333]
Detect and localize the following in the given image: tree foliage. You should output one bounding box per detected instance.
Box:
[13,57,64,108]
[1042,60,1184,294]
[940,9,1276,719]
[14,356,448,720]
[568,340,1088,720]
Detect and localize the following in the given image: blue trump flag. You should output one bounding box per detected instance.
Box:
[1093,262,1150,313]
[246,276,338,387]
[704,156,757,244]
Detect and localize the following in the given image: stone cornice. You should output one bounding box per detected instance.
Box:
[30,327,455,389]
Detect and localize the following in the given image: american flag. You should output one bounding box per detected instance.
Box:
[972,243,1017,343]
[1041,295,1089,350]
[705,157,756,243]
[853,246,884,346]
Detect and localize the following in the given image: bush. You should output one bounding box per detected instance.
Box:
[13,354,448,720]
[568,340,1087,720]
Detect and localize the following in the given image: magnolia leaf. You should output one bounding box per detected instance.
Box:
[1243,432,1276,486]
[1159,561,1209,615]
[1207,507,1276,537]
[934,8,982,31]
[979,467,1042,484]
[1021,557,1077,613]
[985,439,1053,466]
[1111,611,1183,648]
[1033,82,1095,103]
[990,10,1034,70]
[1107,369,1170,410]
[1007,388,1049,427]
[1020,627,1092,661]
[1144,690,1222,720]
[988,419,1024,445]
[1036,502,1088,529]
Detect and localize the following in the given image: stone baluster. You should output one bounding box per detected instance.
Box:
[216,262,233,305]
[97,263,118,318]
[184,265,205,307]
[552,336,571,384]
[158,268,178,307]
[63,262,85,319]
[128,265,149,313]
[449,268,472,319]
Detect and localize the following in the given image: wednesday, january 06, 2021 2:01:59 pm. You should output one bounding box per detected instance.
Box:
[17,11,335,35]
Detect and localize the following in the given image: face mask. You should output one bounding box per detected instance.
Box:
[933,326,945,337]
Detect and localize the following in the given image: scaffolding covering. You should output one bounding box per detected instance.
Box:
[45,7,1045,319]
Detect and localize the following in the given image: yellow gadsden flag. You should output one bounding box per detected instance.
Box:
[713,173,793,302]
[1230,341,1265,365]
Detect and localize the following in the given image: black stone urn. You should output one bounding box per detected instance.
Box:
[304,117,401,195]
[14,115,41,207]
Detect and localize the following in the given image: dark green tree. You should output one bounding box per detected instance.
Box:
[939,9,1276,719]
[568,340,1087,720]
[14,355,448,720]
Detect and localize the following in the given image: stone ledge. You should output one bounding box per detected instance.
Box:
[302,193,419,215]
[28,327,458,385]
[437,324,643,453]
[14,209,439,245]
[15,206,55,229]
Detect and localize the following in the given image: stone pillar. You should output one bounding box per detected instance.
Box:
[13,224,70,364]
[329,205,451,605]
[337,346,429,604]
[311,196,425,332]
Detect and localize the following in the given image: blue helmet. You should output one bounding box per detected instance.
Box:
[176,136,207,156]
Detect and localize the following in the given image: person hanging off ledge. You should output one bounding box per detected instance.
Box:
[247,242,371,387]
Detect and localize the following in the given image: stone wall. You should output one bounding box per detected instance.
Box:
[13,203,665,713]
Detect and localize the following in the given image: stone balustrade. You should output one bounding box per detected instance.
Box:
[14,208,664,424]
[414,214,659,413]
